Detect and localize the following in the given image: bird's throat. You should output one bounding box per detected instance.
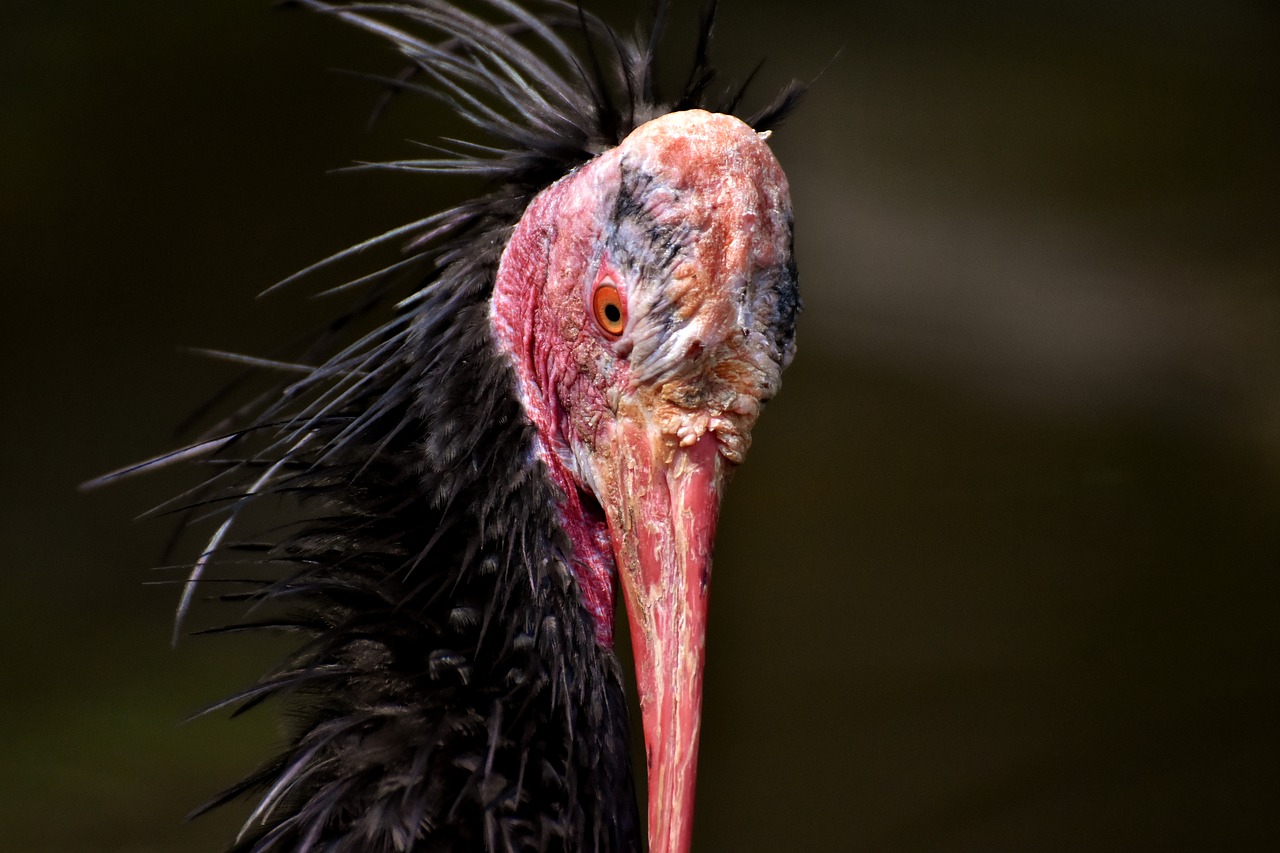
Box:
[488,179,619,647]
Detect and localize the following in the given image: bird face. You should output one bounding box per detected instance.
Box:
[490,109,796,853]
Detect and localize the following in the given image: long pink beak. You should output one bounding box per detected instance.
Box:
[600,421,725,853]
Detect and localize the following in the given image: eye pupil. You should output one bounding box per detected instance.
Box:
[603,303,621,323]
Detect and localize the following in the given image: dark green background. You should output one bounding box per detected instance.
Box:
[4,1,1277,850]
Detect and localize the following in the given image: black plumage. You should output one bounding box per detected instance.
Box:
[111,2,803,850]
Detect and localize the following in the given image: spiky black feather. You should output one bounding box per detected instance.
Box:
[134,1,804,850]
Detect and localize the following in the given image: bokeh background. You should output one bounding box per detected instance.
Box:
[4,1,1278,850]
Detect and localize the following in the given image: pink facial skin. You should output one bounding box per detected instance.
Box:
[490,109,795,853]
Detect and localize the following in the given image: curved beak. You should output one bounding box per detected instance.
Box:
[596,410,726,853]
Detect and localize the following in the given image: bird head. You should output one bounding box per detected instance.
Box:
[491,109,796,853]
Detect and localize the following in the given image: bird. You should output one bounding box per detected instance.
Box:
[107,1,802,850]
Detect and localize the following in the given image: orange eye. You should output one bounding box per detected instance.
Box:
[591,281,626,337]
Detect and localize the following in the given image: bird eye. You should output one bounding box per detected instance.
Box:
[591,281,627,337]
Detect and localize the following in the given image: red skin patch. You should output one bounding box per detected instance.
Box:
[488,179,625,644]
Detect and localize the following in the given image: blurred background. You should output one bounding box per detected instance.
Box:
[3,0,1278,850]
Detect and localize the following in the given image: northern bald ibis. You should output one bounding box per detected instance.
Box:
[117,2,802,850]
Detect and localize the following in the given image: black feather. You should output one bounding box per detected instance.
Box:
[126,2,807,851]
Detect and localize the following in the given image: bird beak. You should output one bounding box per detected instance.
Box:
[597,410,726,853]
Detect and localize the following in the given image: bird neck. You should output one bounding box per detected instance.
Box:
[490,186,618,647]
